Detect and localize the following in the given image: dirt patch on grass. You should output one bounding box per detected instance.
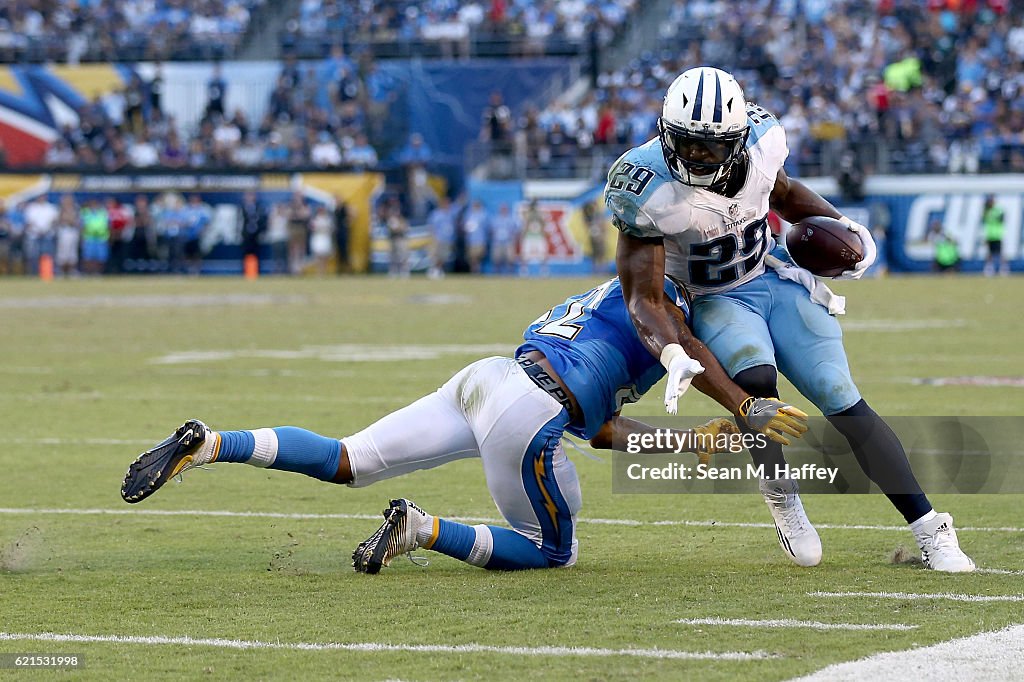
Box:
[0,526,43,572]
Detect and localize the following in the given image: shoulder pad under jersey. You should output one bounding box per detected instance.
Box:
[604,140,673,240]
[745,103,789,176]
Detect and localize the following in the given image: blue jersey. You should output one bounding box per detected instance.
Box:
[517,277,690,439]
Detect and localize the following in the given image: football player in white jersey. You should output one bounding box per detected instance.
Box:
[606,66,974,572]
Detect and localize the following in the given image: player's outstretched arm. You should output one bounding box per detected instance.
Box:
[589,403,806,455]
[588,416,739,465]
[617,232,705,413]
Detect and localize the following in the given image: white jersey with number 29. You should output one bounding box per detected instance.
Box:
[604,104,789,296]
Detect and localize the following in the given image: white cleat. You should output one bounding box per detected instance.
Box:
[760,477,822,567]
[352,498,432,574]
[121,419,217,503]
[914,512,976,573]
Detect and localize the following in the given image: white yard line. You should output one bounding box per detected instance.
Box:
[673,618,917,631]
[0,294,309,309]
[9,435,1011,469]
[0,507,384,522]
[1,507,1023,535]
[809,591,1024,603]
[150,344,515,364]
[977,568,1024,576]
[788,623,1024,682]
[841,319,966,331]
[10,438,156,446]
[0,632,774,661]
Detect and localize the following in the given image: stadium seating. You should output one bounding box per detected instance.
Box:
[3,0,1023,178]
[279,0,638,59]
[508,0,1024,178]
[0,0,266,63]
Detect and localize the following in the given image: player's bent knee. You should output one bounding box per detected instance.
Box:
[732,364,780,398]
[539,535,578,568]
[543,547,576,568]
[810,363,861,416]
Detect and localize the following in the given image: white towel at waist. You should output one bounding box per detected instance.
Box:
[764,254,846,316]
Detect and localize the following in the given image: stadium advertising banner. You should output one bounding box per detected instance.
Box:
[0,172,383,273]
[471,176,1023,275]
[867,175,1023,273]
[371,178,616,275]
[0,62,292,165]
[800,174,1022,274]
[466,179,619,276]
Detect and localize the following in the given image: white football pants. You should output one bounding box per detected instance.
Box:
[342,356,582,565]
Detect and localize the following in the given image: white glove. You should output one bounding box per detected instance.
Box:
[834,216,877,280]
[660,344,705,415]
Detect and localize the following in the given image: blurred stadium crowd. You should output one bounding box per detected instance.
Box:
[1,0,636,63]
[281,0,637,58]
[0,0,1021,277]
[0,0,263,62]
[34,50,396,172]
[2,0,1019,178]
[500,0,1024,177]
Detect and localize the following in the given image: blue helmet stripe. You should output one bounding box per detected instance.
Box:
[692,69,705,122]
[712,70,723,123]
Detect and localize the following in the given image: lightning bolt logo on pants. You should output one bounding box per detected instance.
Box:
[533,452,560,533]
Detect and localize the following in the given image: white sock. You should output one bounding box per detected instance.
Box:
[246,428,279,468]
[194,433,219,464]
[465,525,494,567]
[909,509,937,533]
[415,513,436,545]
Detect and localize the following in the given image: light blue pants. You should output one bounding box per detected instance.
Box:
[691,250,861,416]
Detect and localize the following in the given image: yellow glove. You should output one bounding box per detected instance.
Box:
[691,417,741,465]
[738,397,809,446]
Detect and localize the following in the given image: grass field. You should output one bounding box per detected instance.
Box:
[1,274,1023,681]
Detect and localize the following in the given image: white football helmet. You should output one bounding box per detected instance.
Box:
[658,66,749,188]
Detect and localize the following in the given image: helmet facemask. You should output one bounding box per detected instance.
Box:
[658,117,749,189]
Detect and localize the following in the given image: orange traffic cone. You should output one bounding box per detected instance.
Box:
[244,254,259,280]
[39,254,54,281]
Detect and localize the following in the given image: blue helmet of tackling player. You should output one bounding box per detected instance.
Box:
[658,66,749,188]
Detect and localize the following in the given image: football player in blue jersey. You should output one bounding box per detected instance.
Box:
[607,66,974,571]
[121,277,807,574]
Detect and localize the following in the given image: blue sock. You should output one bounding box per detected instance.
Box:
[484,526,549,570]
[428,519,476,561]
[216,430,255,463]
[214,427,340,482]
[426,520,549,570]
[270,427,340,481]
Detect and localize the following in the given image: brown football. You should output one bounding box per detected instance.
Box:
[785,216,864,277]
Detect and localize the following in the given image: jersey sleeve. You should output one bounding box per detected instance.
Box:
[663,276,692,327]
[745,104,789,177]
[604,148,665,240]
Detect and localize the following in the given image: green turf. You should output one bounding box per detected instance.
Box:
[0,275,1022,681]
